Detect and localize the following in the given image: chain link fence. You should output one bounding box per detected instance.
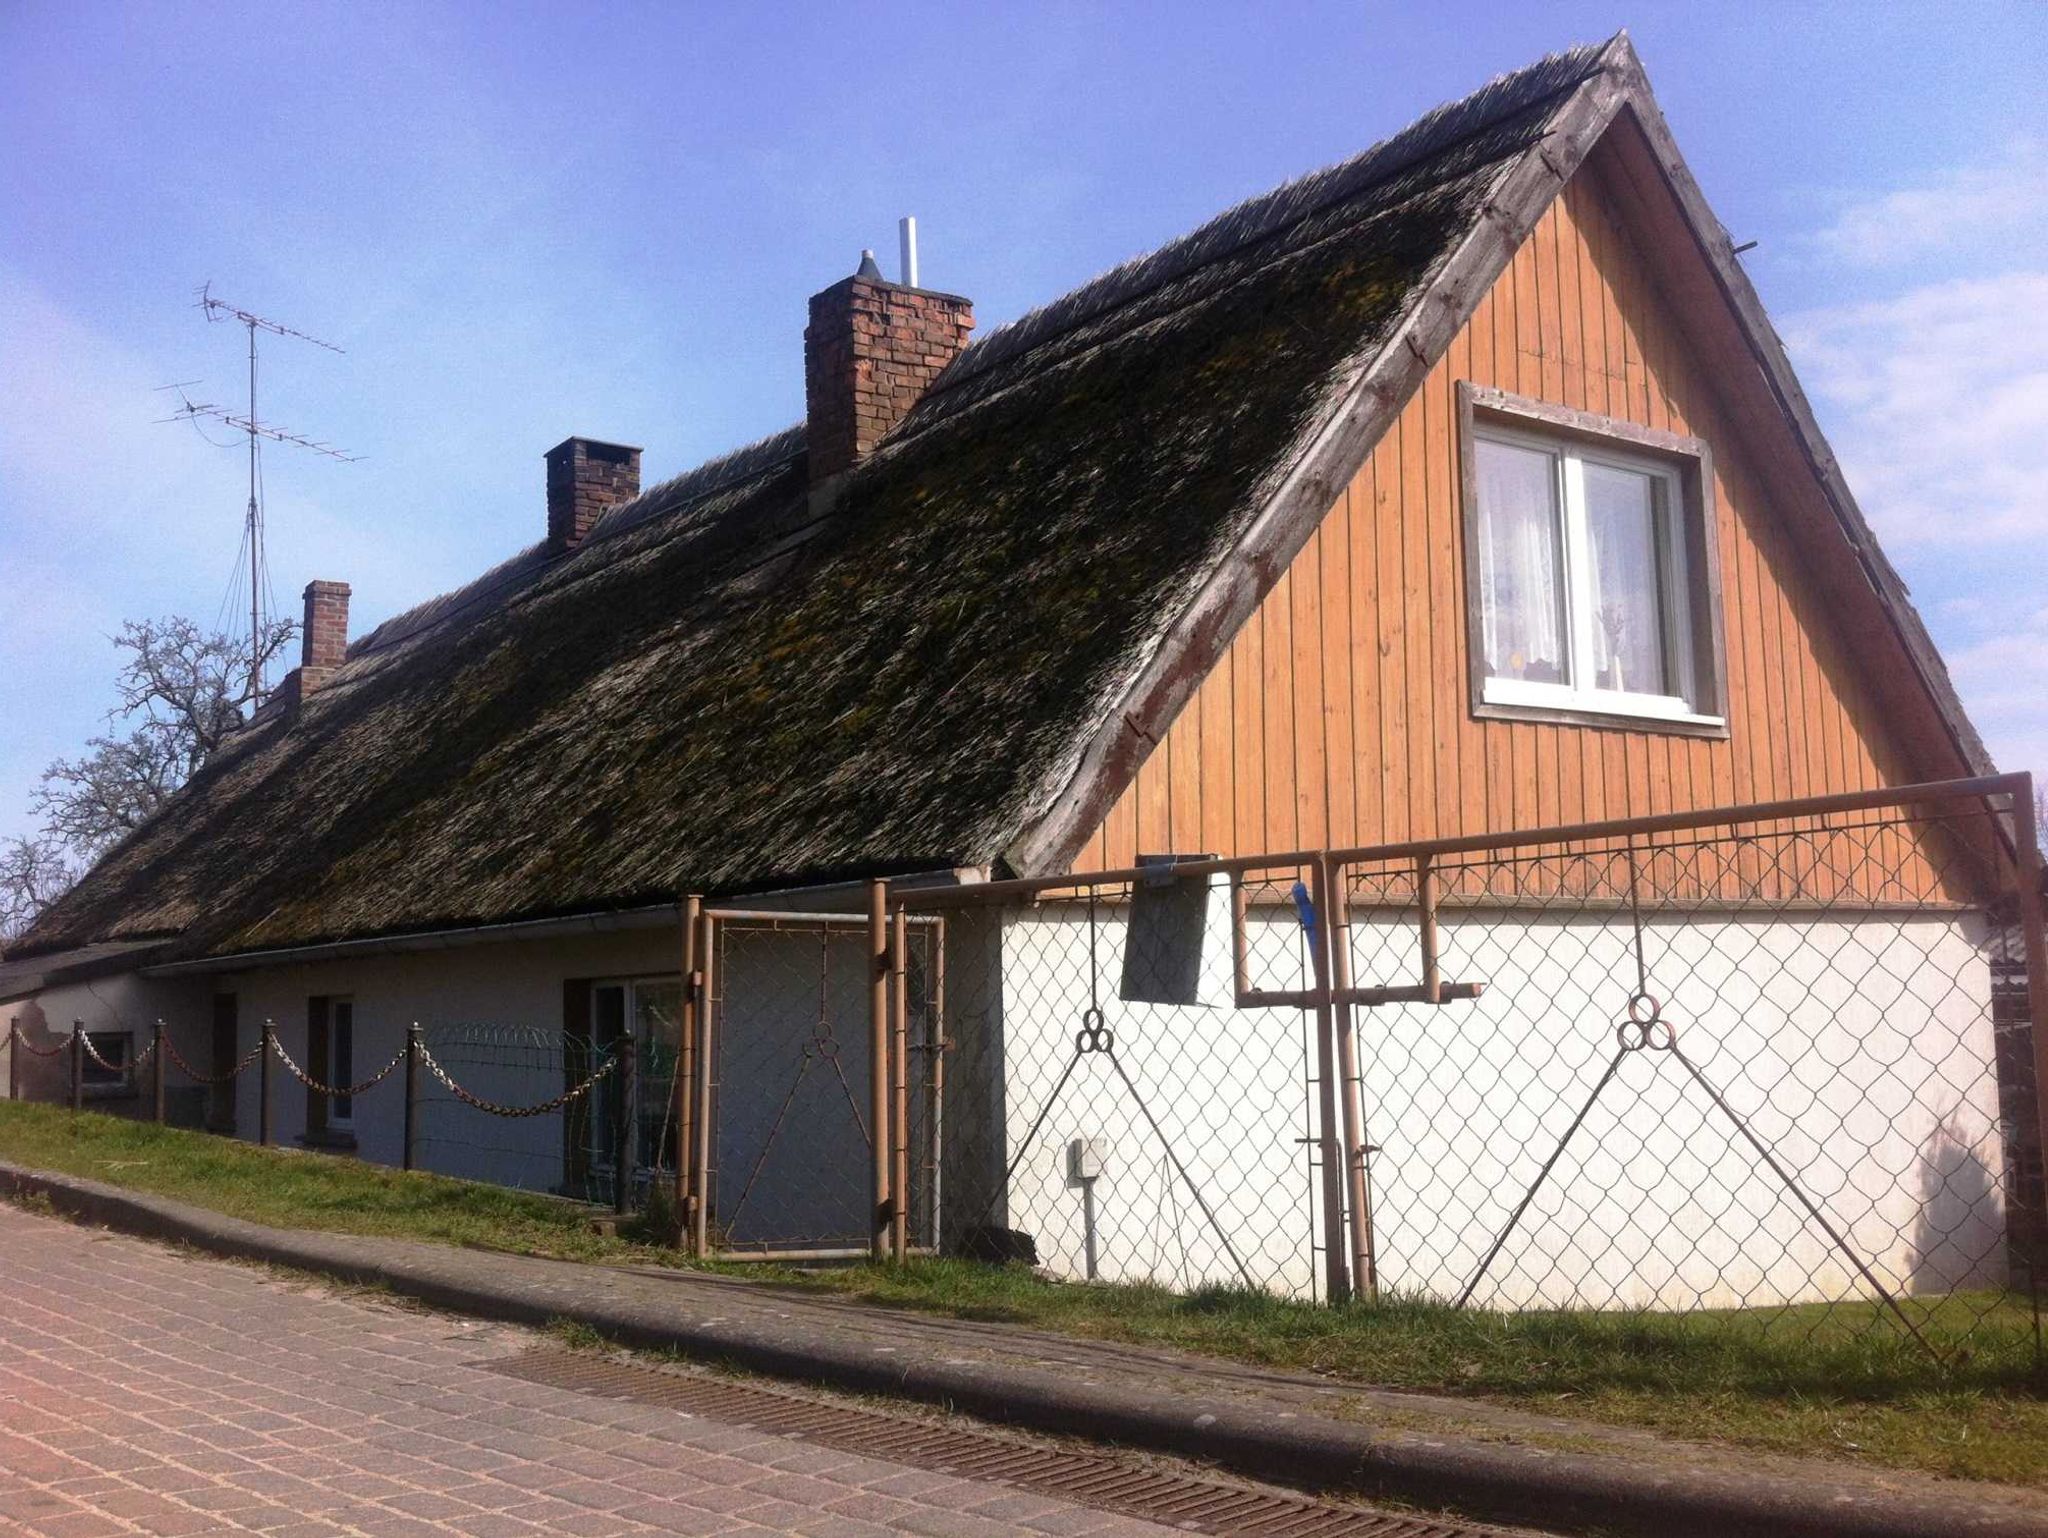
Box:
[897,775,2045,1362]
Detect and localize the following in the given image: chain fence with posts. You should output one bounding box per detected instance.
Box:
[8,1011,636,1204]
[868,772,2046,1367]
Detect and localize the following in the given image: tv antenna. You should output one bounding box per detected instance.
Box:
[160,283,358,708]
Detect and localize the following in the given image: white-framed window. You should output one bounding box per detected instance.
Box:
[1461,387,1724,731]
[305,994,355,1134]
[587,976,682,1179]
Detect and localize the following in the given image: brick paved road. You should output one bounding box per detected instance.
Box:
[0,1203,1252,1538]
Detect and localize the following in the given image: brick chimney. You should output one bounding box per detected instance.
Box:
[546,437,643,552]
[804,252,972,487]
[298,580,351,696]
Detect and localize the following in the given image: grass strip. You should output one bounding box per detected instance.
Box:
[3,1100,2041,1486]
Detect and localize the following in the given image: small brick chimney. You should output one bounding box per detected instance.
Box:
[804,253,972,487]
[298,580,351,695]
[546,437,643,552]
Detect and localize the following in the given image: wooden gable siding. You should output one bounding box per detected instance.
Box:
[1072,164,1967,901]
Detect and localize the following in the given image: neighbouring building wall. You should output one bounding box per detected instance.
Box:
[1073,155,1968,889]
[3,976,213,1121]
[215,928,682,1187]
[979,886,2005,1308]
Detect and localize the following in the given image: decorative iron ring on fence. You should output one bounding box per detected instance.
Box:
[1075,1007,1113,1055]
[161,1033,265,1085]
[10,1027,75,1058]
[267,1034,406,1099]
[415,1039,618,1118]
[1615,992,1678,1053]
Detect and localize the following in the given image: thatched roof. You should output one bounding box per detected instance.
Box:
[20,35,1981,966]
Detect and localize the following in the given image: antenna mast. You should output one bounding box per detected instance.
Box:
[165,284,355,709]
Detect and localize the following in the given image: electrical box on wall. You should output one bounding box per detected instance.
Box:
[1067,1137,1108,1185]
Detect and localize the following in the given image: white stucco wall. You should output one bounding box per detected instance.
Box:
[984,882,2006,1309]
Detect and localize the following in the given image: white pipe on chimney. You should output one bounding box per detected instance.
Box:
[899,216,919,289]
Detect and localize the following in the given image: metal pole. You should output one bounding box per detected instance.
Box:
[1416,854,1442,1004]
[691,908,717,1258]
[677,895,701,1246]
[868,878,891,1263]
[891,905,911,1262]
[927,917,947,1253]
[258,1019,273,1146]
[69,1021,83,1113]
[152,1020,166,1125]
[1324,855,1376,1299]
[614,1035,636,1216]
[247,319,262,708]
[7,1020,17,1102]
[403,1023,420,1171]
[2012,776,2048,1236]
[1303,866,1351,1304]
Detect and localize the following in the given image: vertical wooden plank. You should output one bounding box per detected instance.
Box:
[1465,283,1514,838]
[1398,396,1435,841]
[1421,352,1462,837]
[1264,565,1299,853]
[1236,594,1267,860]
[1376,425,1411,844]
[1200,647,1236,860]
[1324,483,1359,848]
[1293,524,1330,851]
[1350,456,1384,845]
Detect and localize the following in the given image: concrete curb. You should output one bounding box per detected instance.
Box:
[5,1161,2043,1538]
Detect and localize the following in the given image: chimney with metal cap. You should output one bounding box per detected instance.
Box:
[803,232,972,488]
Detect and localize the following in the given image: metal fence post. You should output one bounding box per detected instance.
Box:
[258,1019,274,1146]
[2013,775,2048,1239]
[891,904,911,1263]
[613,1035,636,1215]
[691,906,717,1259]
[1323,854,1376,1300]
[7,1019,17,1102]
[152,1020,166,1125]
[868,878,891,1263]
[1303,867,1352,1305]
[677,895,702,1247]
[403,1023,421,1171]
[69,1021,83,1113]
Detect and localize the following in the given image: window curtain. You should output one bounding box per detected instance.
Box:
[1475,438,1565,683]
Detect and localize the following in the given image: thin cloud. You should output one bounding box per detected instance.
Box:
[1785,270,2048,545]
[1806,139,2048,270]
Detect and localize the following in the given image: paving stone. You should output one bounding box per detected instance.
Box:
[0,1203,1213,1538]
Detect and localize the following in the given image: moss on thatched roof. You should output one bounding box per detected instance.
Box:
[20,44,1609,962]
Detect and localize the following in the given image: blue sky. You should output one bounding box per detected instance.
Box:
[2,1,2043,848]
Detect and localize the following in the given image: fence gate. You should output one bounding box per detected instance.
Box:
[677,906,942,1259]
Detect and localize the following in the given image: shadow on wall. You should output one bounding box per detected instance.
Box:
[6,1001,68,1102]
[1910,1108,2007,1294]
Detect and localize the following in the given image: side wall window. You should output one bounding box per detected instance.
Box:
[1459,383,1726,735]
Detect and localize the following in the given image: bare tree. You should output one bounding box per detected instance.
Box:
[0,836,78,947]
[3,616,294,942]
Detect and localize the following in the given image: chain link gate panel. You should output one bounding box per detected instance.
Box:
[681,910,941,1258]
